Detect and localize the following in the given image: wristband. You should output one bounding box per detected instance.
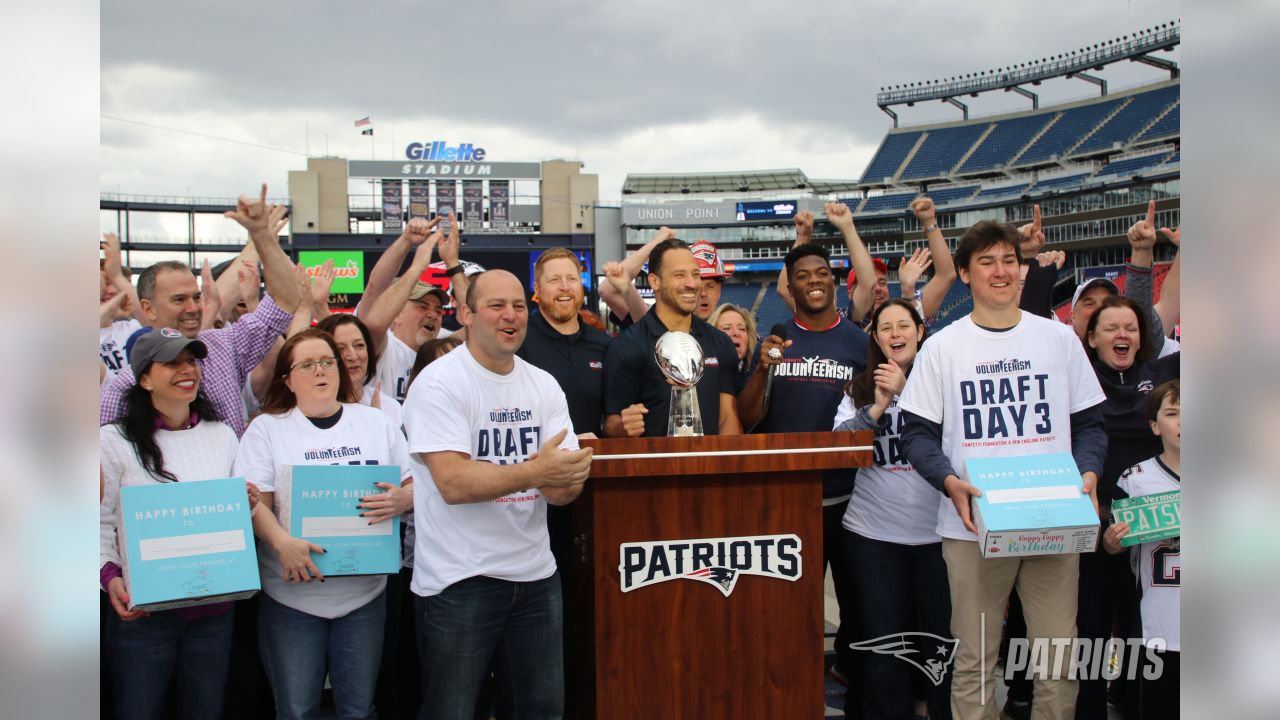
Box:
[923,223,938,234]
[445,265,465,277]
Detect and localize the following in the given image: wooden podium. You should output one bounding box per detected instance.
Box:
[572,431,873,720]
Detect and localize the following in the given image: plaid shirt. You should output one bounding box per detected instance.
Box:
[99,295,293,437]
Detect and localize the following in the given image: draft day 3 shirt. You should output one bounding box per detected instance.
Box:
[403,345,577,597]
[376,329,417,403]
[757,316,868,500]
[234,403,411,619]
[834,395,941,545]
[1117,456,1181,651]
[898,313,1106,541]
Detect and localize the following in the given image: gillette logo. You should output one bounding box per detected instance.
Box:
[405,142,487,162]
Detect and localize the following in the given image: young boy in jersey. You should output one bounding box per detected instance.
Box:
[1103,379,1180,720]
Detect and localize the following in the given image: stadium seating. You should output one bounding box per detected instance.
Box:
[975,183,1030,199]
[718,283,762,311]
[754,284,792,331]
[958,115,1055,174]
[860,192,917,213]
[1031,173,1093,192]
[1093,151,1173,178]
[924,184,981,206]
[1071,85,1181,155]
[861,131,923,183]
[1134,103,1179,143]
[899,124,992,181]
[1014,97,1127,166]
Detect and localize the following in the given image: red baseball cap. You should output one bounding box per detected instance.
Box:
[847,257,889,289]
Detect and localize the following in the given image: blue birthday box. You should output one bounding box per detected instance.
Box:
[277,465,401,576]
[966,453,1100,558]
[119,477,261,611]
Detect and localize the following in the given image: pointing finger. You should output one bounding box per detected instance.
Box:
[1146,199,1155,227]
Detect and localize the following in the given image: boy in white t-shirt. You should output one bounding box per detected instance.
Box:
[403,270,593,719]
[1104,380,1180,720]
[899,220,1108,720]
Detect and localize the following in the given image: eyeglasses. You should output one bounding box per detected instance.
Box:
[290,357,338,374]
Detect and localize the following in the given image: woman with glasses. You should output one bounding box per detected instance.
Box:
[235,327,412,719]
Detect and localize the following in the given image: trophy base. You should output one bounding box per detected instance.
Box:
[667,386,704,437]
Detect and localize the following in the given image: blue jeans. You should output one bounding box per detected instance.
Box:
[258,590,387,720]
[106,605,234,720]
[845,530,953,720]
[417,573,564,720]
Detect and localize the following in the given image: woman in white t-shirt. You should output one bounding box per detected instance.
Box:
[832,299,952,720]
[235,328,413,720]
[100,328,254,720]
[315,313,403,429]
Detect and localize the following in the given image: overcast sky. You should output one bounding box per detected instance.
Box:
[101,0,1180,207]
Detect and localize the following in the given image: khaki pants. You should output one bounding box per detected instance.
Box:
[942,539,1079,720]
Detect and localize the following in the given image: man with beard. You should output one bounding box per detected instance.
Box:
[738,241,870,691]
[603,238,742,438]
[359,215,467,402]
[515,247,610,719]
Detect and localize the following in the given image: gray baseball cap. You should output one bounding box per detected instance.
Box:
[131,327,208,381]
[1069,277,1120,311]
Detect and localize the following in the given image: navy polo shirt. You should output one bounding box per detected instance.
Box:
[757,316,870,498]
[603,307,741,437]
[516,310,612,438]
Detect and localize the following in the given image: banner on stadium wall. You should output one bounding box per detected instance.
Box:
[489,180,509,229]
[436,181,457,234]
[381,180,403,233]
[297,250,366,294]
[408,180,430,221]
[462,180,484,232]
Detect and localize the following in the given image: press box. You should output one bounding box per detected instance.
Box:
[967,453,1100,558]
[119,477,260,611]
[276,464,401,576]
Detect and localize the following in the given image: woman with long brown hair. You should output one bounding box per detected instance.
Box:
[834,298,952,720]
[234,328,412,719]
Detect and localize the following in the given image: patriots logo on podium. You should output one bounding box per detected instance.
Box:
[849,633,959,686]
[685,566,739,596]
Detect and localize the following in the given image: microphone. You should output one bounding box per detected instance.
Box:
[762,323,788,414]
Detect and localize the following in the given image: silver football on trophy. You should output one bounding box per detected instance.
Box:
[655,331,705,388]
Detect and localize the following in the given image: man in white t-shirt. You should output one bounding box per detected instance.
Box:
[358,216,473,403]
[898,220,1108,720]
[402,269,593,720]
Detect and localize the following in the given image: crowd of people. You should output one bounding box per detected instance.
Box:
[99,183,1180,720]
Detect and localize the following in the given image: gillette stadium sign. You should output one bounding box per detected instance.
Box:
[405,141,486,162]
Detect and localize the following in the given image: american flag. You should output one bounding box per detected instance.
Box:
[354,116,371,128]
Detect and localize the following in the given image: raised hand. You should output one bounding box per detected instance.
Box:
[873,359,907,397]
[1159,225,1180,247]
[309,259,337,309]
[603,261,632,294]
[224,183,274,235]
[1036,250,1066,269]
[910,196,937,224]
[1127,200,1158,252]
[200,259,221,326]
[438,213,462,266]
[899,248,933,290]
[1017,204,1045,256]
[793,210,814,247]
[824,202,856,233]
[653,226,678,244]
[402,217,439,247]
[101,232,124,280]
[237,260,261,307]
